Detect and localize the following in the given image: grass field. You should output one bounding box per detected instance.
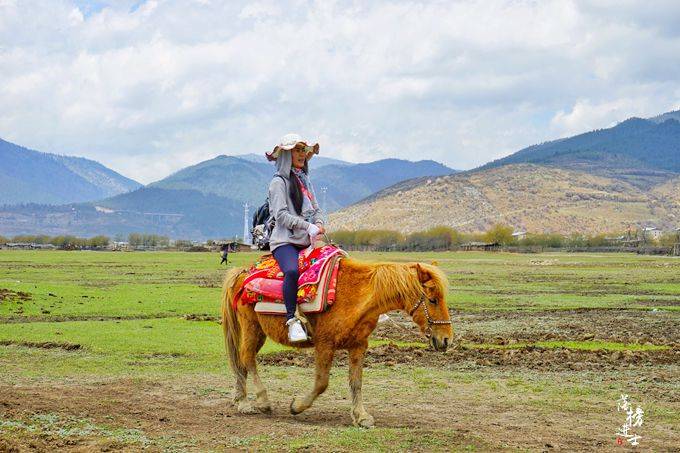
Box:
[1,250,678,451]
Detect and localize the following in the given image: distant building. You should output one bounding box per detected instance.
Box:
[209,240,252,252]
[512,231,527,241]
[109,241,131,251]
[642,227,662,241]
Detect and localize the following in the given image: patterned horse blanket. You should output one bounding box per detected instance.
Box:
[235,244,347,315]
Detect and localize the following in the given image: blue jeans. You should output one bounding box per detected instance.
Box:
[272,244,304,321]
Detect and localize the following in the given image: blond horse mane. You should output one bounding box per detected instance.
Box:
[358,260,449,312]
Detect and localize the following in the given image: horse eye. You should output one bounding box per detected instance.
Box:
[428,298,437,305]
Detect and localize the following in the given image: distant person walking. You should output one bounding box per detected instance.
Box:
[220,244,229,266]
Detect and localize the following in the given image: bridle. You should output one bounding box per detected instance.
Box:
[408,291,452,338]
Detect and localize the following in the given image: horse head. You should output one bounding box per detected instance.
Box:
[408,263,453,352]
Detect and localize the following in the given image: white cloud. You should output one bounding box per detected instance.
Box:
[551,98,646,136]
[0,0,679,183]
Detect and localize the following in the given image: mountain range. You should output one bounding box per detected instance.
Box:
[330,113,680,235]
[2,110,679,239]
[0,138,141,206]
[0,144,455,239]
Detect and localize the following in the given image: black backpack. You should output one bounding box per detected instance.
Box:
[251,175,284,250]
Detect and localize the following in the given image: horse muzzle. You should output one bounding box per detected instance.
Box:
[430,336,449,352]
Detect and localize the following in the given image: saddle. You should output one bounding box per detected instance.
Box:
[236,244,347,315]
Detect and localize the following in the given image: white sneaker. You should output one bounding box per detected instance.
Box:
[286,318,308,342]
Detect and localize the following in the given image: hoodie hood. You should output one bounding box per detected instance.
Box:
[274,149,310,179]
[275,147,292,179]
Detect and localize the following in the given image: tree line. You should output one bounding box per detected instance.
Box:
[2,225,677,252]
[329,224,680,251]
[0,233,170,249]
[0,234,111,248]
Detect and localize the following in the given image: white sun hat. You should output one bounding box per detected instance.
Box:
[266,133,319,161]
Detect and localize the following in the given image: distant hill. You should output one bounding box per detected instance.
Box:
[329,164,680,235]
[314,159,455,211]
[0,188,242,239]
[0,154,456,240]
[331,112,680,235]
[0,138,141,206]
[149,155,272,207]
[479,117,680,187]
[148,155,455,212]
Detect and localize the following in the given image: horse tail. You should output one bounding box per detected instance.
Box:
[221,267,247,384]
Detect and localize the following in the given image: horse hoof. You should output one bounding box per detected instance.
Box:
[290,399,304,415]
[354,414,375,429]
[255,403,272,414]
[237,401,258,415]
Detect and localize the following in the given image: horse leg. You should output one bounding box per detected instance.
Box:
[231,341,248,411]
[236,328,269,414]
[248,335,272,413]
[290,345,334,415]
[348,343,374,428]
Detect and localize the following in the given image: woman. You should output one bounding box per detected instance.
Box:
[267,133,326,342]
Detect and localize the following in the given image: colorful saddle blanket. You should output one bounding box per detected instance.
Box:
[236,244,347,315]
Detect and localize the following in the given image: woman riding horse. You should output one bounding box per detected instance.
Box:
[222,135,453,426]
[222,257,453,426]
[267,133,325,342]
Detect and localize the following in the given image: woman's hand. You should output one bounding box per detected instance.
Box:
[316,224,326,235]
[307,223,321,236]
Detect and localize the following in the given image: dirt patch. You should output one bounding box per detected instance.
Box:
[195,277,220,288]
[0,340,81,351]
[0,314,178,324]
[137,352,187,359]
[194,272,223,288]
[372,309,680,347]
[634,298,680,307]
[1,369,676,451]
[0,438,20,453]
[183,314,220,322]
[259,342,679,374]
[0,289,31,303]
[0,376,489,452]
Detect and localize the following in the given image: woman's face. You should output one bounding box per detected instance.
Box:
[291,144,308,169]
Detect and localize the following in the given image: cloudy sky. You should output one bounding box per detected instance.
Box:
[1,0,679,183]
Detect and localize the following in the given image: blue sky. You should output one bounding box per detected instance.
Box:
[1,0,679,183]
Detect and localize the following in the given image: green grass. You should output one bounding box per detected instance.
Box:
[2,251,680,322]
[1,250,678,451]
[0,249,676,378]
[0,317,289,376]
[0,412,195,451]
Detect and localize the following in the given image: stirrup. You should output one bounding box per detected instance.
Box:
[287,318,308,342]
[294,307,313,341]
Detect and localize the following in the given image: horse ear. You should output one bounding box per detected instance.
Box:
[413,263,431,284]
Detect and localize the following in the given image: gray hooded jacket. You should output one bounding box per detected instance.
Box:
[268,149,324,252]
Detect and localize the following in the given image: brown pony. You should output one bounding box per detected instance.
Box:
[220,257,452,428]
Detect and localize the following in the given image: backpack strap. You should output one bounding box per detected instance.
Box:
[266,174,287,220]
[269,174,286,198]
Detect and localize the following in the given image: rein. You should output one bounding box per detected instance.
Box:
[408,291,452,338]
